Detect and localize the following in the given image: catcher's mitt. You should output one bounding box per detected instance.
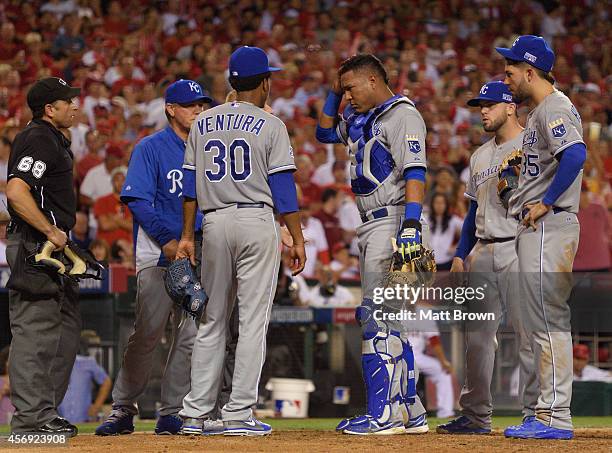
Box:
[164,258,208,320]
[29,240,105,280]
[383,240,437,288]
[497,148,523,209]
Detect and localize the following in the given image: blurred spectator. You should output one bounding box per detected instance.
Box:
[305,265,356,308]
[407,306,455,418]
[313,188,343,248]
[89,238,110,263]
[110,238,134,270]
[428,193,463,270]
[58,330,112,423]
[0,346,15,425]
[276,250,310,306]
[574,184,611,272]
[69,211,93,250]
[271,79,300,120]
[93,166,131,247]
[80,145,124,208]
[69,109,90,160]
[76,129,104,183]
[295,154,322,210]
[293,71,325,110]
[329,242,360,281]
[300,195,329,280]
[573,344,612,383]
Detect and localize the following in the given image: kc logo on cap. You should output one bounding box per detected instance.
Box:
[467,81,516,107]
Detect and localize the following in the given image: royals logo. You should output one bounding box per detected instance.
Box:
[549,118,566,138]
[406,134,421,153]
[167,169,184,197]
[523,130,538,148]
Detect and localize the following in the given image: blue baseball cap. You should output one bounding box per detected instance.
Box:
[467,81,515,107]
[165,79,212,104]
[495,35,555,73]
[229,46,281,78]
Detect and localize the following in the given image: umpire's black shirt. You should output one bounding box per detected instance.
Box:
[7,119,76,232]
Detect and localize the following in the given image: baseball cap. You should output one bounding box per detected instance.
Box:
[27,77,81,112]
[467,81,515,106]
[165,79,212,105]
[573,344,589,360]
[495,35,555,73]
[106,145,124,159]
[229,46,281,78]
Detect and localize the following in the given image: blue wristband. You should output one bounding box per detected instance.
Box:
[323,92,342,117]
[404,202,422,221]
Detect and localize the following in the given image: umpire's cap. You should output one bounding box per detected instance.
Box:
[467,81,515,107]
[27,77,81,112]
[495,35,555,73]
[229,46,281,78]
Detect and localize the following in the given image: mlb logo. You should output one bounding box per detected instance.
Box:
[406,134,421,153]
[333,386,350,405]
[549,118,566,138]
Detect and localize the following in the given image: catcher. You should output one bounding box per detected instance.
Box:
[316,54,433,435]
[437,81,536,434]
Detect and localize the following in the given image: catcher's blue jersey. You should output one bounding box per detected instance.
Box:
[121,126,203,271]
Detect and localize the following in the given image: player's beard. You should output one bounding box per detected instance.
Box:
[511,79,531,104]
[483,115,506,132]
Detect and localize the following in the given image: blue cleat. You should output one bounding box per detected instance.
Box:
[504,418,573,440]
[155,414,183,435]
[436,416,491,434]
[95,407,135,436]
[342,415,406,435]
[404,413,429,434]
[223,417,272,436]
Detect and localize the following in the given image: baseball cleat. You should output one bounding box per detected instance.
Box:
[436,416,491,434]
[155,414,183,435]
[179,417,204,435]
[223,417,272,436]
[341,415,406,435]
[504,418,573,440]
[95,407,134,436]
[404,413,429,434]
[202,418,225,436]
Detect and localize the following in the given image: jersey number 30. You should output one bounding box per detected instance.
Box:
[204,139,251,182]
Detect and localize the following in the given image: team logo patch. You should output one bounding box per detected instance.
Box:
[549,118,566,138]
[523,130,538,148]
[406,134,421,153]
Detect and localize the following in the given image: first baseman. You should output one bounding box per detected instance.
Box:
[95,80,212,436]
[498,35,586,440]
[176,46,306,436]
[316,54,430,435]
[437,81,536,434]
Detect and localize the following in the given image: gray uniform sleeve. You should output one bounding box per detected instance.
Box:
[380,106,427,171]
[542,107,584,157]
[267,119,297,174]
[183,123,197,170]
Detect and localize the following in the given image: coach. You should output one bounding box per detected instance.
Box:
[5,77,81,436]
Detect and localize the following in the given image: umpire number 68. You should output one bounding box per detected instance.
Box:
[522,153,540,177]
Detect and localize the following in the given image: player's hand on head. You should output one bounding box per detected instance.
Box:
[332,76,342,96]
[175,238,196,265]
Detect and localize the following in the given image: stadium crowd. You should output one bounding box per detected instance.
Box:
[0,0,610,280]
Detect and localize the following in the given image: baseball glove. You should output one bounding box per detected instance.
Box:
[383,240,437,288]
[164,258,208,320]
[497,148,523,209]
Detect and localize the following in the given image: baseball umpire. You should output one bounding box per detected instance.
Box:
[176,45,306,436]
[5,77,81,436]
[95,80,213,436]
[437,81,536,434]
[498,35,586,440]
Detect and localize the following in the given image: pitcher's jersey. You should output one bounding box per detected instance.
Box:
[336,95,427,214]
[509,90,584,216]
[465,133,523,239]
[184,101,296,211]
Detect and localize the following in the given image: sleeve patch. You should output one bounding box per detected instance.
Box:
[549,118,566,138]
[406,135,421,153]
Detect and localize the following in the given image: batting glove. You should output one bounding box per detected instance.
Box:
[396,219,422,262]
